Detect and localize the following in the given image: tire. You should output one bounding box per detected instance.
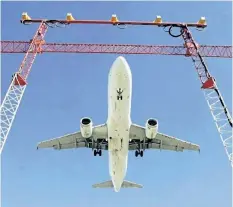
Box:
[140,150,144,157]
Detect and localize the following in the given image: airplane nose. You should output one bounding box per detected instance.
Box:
[116,56,126,64]
[112,56,127,68]
[111,56,131,74]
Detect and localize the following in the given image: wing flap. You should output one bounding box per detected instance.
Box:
[129,143,184,151]
[129,123,200,152]
[156,132,200,151]
[37,124,107,150]
[37,132,83,149]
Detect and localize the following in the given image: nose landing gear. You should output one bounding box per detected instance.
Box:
[135,150,143,157]
[94,149,102,156]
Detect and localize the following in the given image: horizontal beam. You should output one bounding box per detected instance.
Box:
[1,41,232,58]
[21,19,207,28]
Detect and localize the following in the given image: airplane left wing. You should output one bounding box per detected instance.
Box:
[129,124,200,152]
[37,124,108,150]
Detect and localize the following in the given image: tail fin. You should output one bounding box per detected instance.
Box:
[92,180,143,189]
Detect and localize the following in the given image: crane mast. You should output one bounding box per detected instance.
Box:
[0,14,232,166]
[0,22,48,154]
[180,26,232,164]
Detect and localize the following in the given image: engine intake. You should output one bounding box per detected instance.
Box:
[80,117,93,138]
[145,118,158,139]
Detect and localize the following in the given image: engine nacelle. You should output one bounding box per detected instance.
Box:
[145,118,158,139]
[80,117,93,138]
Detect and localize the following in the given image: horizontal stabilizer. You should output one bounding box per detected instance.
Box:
[122,180,143,188]
[92,180,113,188]
[92,180,143,189]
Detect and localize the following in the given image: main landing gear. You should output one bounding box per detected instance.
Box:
[94,149,102,156]
[135,150,143,157]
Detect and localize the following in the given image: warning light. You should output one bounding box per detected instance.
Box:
[198,17,206,25]
[66,13,75,21]
[22,12,31,21]
[111,14,119,23]
[153,15,162,23]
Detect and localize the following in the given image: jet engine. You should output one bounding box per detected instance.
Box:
[145,118,158,139]
[80,117,93,138]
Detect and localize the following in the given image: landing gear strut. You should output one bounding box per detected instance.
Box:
[94,149,102,156]
[135,150,143,157]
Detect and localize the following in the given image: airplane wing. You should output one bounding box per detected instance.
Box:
[129,124,200,152]
[37,124,108,150]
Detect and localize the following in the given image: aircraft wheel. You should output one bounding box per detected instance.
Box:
[94,149,97,156]
[135,150,139,157]
[140,150,144,157]
[99,150,102,156]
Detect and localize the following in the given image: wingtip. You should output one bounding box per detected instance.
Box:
[36,143,41,150]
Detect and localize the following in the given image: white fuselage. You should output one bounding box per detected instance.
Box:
[107,56,132,192]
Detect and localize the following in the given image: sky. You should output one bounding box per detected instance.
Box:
[1,1,232,207]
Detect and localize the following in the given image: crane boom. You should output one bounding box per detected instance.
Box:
[181,26,232,165]
[1,41,232,58]
[0,23,48,154]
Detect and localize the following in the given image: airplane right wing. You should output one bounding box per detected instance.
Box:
[129,124,200,152]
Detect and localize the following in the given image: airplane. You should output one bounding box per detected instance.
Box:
[37,56,200,192]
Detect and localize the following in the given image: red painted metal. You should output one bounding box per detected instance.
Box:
[13,73,27,86]
[182,27,211,84]
[181,26,232,128]
[201,77,215,89]
[21,19,207,28]
[1,41,232,58]
[18,23,48,80]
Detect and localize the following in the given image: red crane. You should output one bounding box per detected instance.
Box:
[1,40,232,58]
[0,14,232,167]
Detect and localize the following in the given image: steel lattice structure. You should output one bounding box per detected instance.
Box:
[1,41,232,58]
[0,22,48,154]
[181,27,232,165]
[0,15,232,166]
